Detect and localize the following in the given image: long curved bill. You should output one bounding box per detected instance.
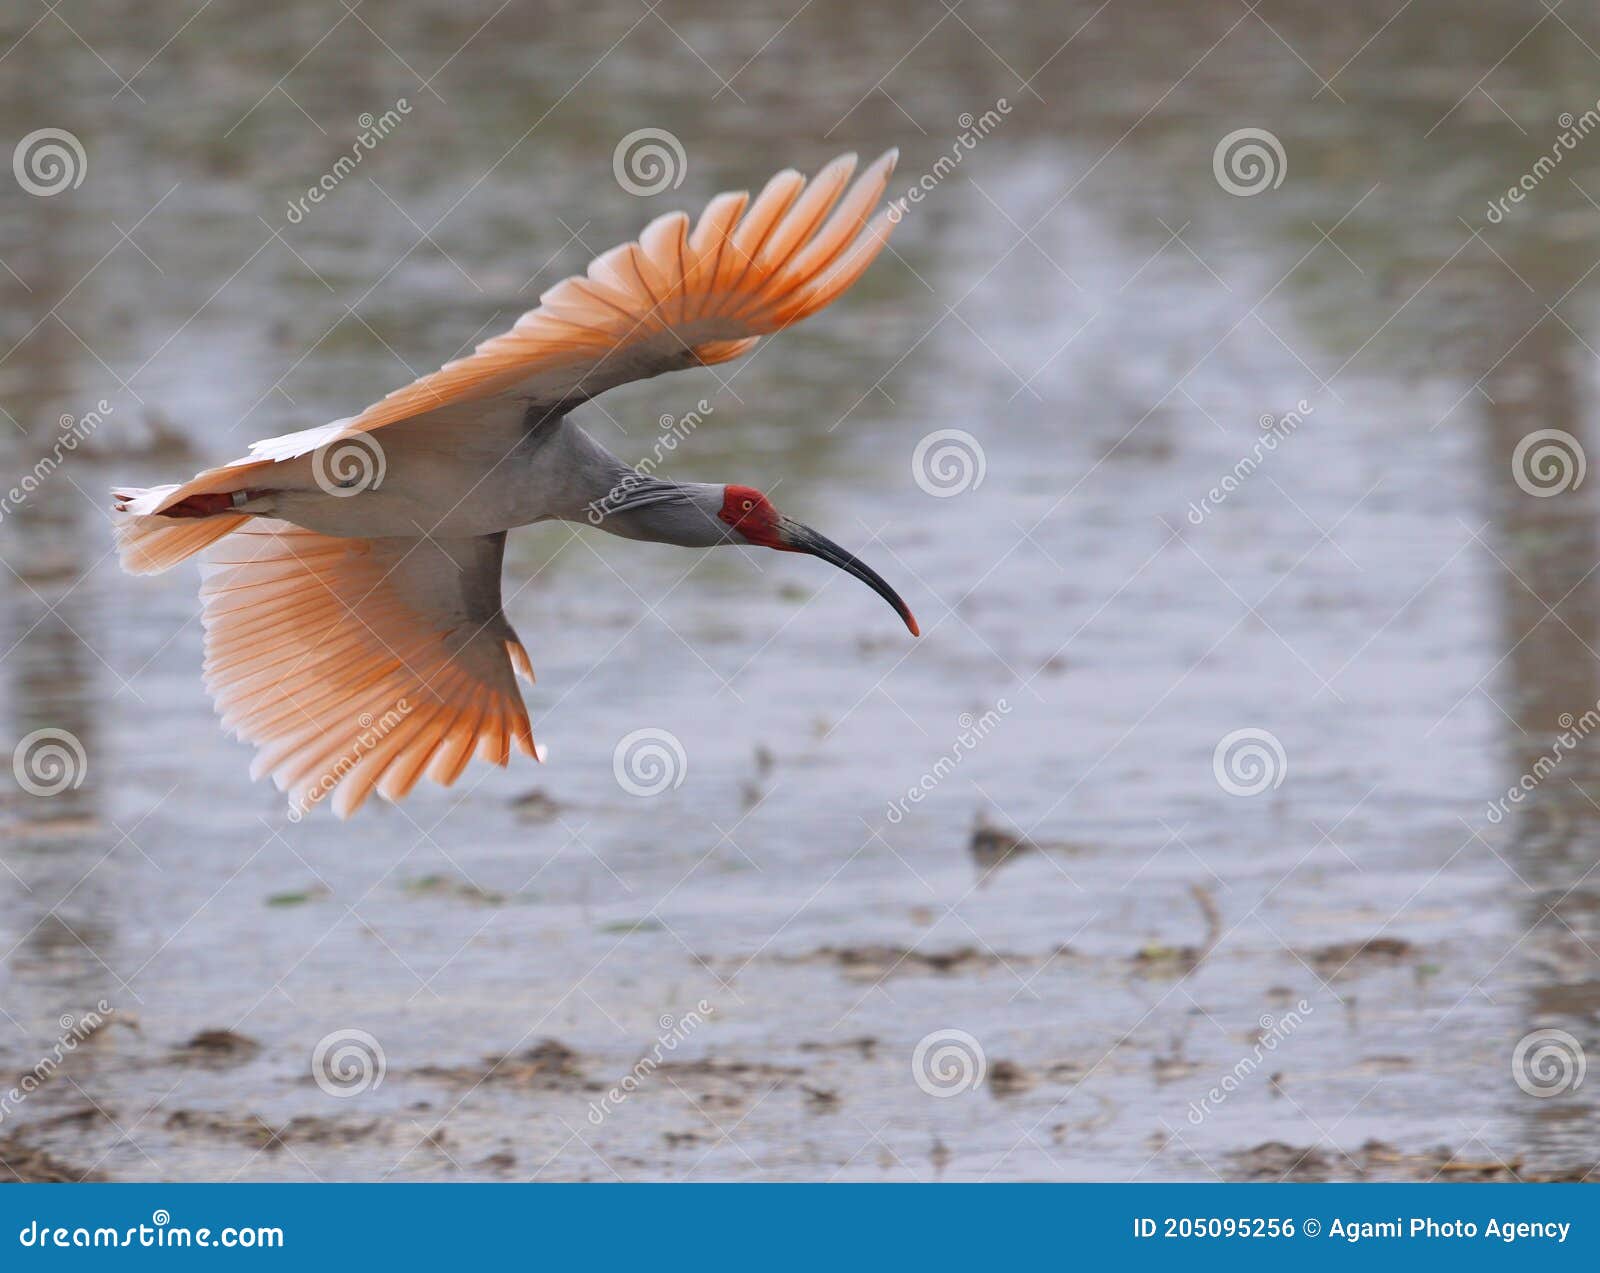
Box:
[778,518,920,637]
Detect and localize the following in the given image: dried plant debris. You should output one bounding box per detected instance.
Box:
[800,1084,840,1110]
[651,1058,804,1112]
[969,817,1037,873]
[476,1150,517,1173]
[402,874,506,905]
[414,1038,594,1091]
[968,813,1090,878]
[1226,1140,1336,1181]
[509,789,562,821]
[986,1060,1033,1096]
[1130,942,1202,975]
[662,1130,707,1148]
[0,814,102,843]
[172,1029,262,1067]
[778,944,1025,979]
[1227,1139,1599,1182]
[0,1136,104,1182]
[164,1109,383,1150]
[1127,885,1225,976]
[265,888,329,907]
[1307,937,1415,972]
[797,1036,879,1058]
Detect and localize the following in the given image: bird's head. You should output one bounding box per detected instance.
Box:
[718,484,920,637]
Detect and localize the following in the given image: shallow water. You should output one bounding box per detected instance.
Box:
[1,0,1598,1180]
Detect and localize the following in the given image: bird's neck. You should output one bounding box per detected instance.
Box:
[562,425,729,548]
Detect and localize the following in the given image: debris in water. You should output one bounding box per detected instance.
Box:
[1308,937,1415,973]
[510,789,562,821]
[0,1136,104,1182]
[798,1036,878,1058]
[402,873,506,905]
[987,1060,1033,1096]
[781,944,1023,979]
[418,1038,591,1092]
[266,888,328,907]
[969,815,1034,874]
[1227,1140,1335,1181]
[172,1029,262,1067]
[598,917,665,934]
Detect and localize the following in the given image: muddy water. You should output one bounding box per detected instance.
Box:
[1,0,1598,1180]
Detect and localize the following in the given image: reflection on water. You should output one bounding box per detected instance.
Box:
[0,0,1598,1179]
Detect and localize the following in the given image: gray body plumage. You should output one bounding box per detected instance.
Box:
[253,405,731,548]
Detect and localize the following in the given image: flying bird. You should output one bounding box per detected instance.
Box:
[113,150,916,819]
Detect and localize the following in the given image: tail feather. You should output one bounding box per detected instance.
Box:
[112,485,246,575]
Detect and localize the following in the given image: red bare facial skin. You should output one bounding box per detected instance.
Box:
[719,483,920,636]
[719,485,789,549]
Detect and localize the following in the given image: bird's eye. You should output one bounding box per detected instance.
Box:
[741,499,754,512]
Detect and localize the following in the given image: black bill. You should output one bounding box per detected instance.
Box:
[778,518,920,637]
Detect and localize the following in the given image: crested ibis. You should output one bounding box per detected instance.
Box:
[113,150,917,818]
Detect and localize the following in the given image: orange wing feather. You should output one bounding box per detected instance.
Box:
[142,150,899,516]
[200,522,538,818]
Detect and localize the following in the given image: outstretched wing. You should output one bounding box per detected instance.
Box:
[153,150,900,505]
[201,522,538,818]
